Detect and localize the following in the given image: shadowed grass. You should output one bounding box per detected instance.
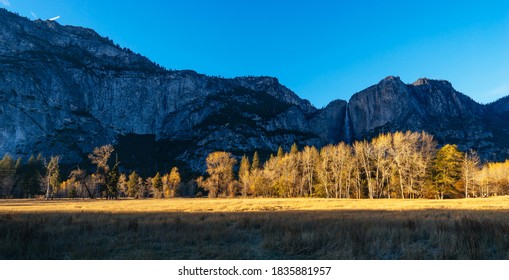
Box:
[1,197,509,259]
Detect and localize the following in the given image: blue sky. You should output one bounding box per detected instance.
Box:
[2,0,509,107]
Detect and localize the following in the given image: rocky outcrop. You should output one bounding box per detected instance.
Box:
[309,100,348,144]
[348,76,418,139]
[347,76,508,161]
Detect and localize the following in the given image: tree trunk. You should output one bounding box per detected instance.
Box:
[45,178,51,200]
[398,169,405,199]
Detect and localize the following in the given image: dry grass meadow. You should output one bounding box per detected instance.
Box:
[1,197,509,259]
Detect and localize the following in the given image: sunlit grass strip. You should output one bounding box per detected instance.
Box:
[1,196,509,213]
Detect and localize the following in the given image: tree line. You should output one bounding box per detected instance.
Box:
[0,145,186,199]
[198,131,509,199]
[1,131,508,199]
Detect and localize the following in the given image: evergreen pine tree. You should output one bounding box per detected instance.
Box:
[432,144,463,199]
[0,154,16,198]
[106,163,120,199]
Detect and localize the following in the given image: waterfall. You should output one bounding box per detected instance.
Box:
[344,103,351,143]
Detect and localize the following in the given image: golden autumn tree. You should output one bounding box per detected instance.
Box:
[317,145,335,198]
[88,144,114,198]
[199,151,237,198]
[238,155,250,197]
[301,146,319,197]
[163,167,181,198]
[461,150,480,198]
[152,172,163,198]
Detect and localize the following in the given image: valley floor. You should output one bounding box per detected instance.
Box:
[1,197,509,259]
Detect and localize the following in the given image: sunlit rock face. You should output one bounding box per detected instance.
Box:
[347,76,508,161]
[1,8,507,175]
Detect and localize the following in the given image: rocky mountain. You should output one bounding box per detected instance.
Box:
[0,8,508,176]
[348,76,509,160]
[0,8,340,175]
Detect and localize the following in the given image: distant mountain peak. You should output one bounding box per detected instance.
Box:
[412,77,452,88]
[380,75,402,83]
[413,78,431,86]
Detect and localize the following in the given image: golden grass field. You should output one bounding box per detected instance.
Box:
[3,196,509,212]
[1,197,509,259]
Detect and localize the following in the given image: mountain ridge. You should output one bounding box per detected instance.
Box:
[1,8,508,176]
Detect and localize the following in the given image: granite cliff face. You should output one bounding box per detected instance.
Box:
[0,9,340,174]
[1,8,508,175]
[347,76,509,160]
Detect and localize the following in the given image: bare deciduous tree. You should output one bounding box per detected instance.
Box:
[462,150,480,198]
